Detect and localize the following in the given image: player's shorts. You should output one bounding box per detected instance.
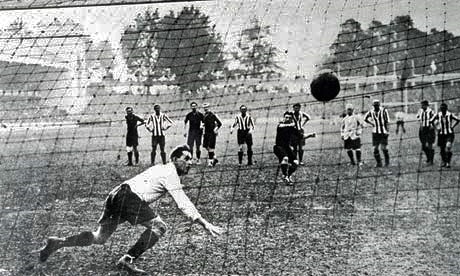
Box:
[344,138,361,150]
[273,145,296,163]
[438,133,455,147]
[151,135,166,149]
[203,132,217,149]
[237,130,253,146]
[187,129,203,147]
[419,127,436,145]
[126,135,139,147]
[290,129,305,147]
[98,183,156,226]
[372,133,389,146]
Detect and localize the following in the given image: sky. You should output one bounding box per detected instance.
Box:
[0,0,459,78]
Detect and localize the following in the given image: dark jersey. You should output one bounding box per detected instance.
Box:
[276,122,296,147]
[126,114,144,137]
[203,112,222,133]
[185,111,204,131]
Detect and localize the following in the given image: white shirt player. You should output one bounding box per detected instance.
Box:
[114,162,201,221]
[341,114,363,140]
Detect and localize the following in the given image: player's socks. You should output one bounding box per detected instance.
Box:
[356,150,362,163]
[247,150,253,165]
[280,164,288,176]
[134,151,139,164]
[39,237,65,262]
[447,151,453,163]
[298,150,304,164]
[151,152,156,165]
[374,150,382,167]
[127,152,133,166]
[440,148,447,163]
[127,229,160,259]
[238,151,244,164]
[196,150,201,160]
[347,150,355,165]
[383,150,390,166]
[287,164,297,176]
[160,152,167,164]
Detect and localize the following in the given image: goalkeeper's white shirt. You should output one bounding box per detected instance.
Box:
[341,114,362,140]
[124,162,201,221]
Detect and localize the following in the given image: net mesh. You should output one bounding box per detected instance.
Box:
[1,0,460,275]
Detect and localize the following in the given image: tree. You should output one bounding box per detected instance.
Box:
[153,6,226,93]
[328,18,370,76]
[121,9,162,94]
[232,17,282,80]
[120,7,226,94]
[86,40,117,78]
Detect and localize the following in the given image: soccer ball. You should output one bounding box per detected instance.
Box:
[310,69,341,102]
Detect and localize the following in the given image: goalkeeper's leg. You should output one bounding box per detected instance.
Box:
[39,219,118,262]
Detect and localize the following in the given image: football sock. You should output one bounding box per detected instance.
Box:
[150,152,155,165]
[298,149,304,162]
[356,150,362,163]
[280,164,288,176]
[127,229,160,259]
[447,151,453,163]
[134,150,139,164]
[347,150,355,164]
[383,149,390,165]
[238,151,243,164]
[63,231,94,247]
[247,150,253,165]
[160,152,167,164]
[374,150,382,165]
[127,152,133,165]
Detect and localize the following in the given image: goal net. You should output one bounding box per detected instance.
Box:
[1,1,460,275]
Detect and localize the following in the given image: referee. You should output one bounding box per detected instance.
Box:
[230,105,255,166]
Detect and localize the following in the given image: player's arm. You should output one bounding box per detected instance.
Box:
[301,112,311,128]
[145,115,153,132]
[278,122,295,128]
[363,111,373,127]
[214,114,223,133]
[429,113,438,126]
[451,114,460,129]
[163,114,174,130]
[340,118,346,139]
[169,188,224,236]
[249,116,255,133]
[230,117,238,134]
[184,115,189,137]
[384,109,391,131]
[135,115,145,127]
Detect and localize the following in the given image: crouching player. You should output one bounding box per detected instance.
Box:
[274,112,315,184]
[39,145,224,274]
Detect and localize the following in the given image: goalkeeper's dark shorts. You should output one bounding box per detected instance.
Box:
[273,145,296,163]
[98,183,157,226]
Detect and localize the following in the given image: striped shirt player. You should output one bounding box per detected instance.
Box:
[146,104,174,165]
[230,105,255,165]
[364,99,390,167]
[416,100,436,164]
[341,104,362,165]
[430,103,460,168]
[291,103,311,164]
[39,145,224,274]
